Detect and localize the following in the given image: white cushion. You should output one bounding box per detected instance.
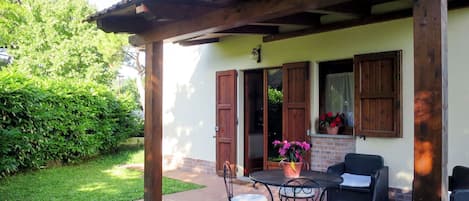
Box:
[279,187,316,198]
[340,173,371,188]
[232,194,268,201]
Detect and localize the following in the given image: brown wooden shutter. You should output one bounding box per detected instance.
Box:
[282,62,310,142]
[215,70,237,175]
[354,51,402,137]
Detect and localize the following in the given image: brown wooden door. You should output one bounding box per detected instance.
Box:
[282,62,311,160]
[243,70,264,175]
[216,70,237,175]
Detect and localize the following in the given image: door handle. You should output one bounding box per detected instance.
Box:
[306,129,312,136]
[213,126,219,138]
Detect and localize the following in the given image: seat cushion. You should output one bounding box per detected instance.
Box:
[340,173,371,188]
[232,194,268,201]
[279,187,316,198]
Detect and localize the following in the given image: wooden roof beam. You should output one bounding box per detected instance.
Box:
[216,25,279,35]
[136,2,218,21]
[309,0,374,17]
[145,0,238,8]
[97,16,150,33]
[129,0,352,46]
[263,8,412,42]
[178,38,220,46]
[262,0,469,43]
[257,12,322,26]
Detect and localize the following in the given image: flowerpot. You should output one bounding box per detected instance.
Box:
[280,161,303,178]
[327,126,339,134]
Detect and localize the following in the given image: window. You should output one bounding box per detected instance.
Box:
[319,51,402,137]
[319,59,354,135]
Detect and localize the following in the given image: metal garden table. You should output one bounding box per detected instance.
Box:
[249,170,343,201]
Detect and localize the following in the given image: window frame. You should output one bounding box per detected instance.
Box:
[318,59,354,135]
[317,50,402,138]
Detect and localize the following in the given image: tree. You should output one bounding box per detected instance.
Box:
[0,0,26,46]
[3,0,127,85]
[122,46,145,110]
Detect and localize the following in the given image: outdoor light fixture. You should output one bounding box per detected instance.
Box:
[251,45,261,63]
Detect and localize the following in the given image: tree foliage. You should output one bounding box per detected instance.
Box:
[0,0,27,45]
[2,0,127,85]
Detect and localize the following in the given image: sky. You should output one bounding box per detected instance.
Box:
[87,0,140,78]
[87,0,120,11]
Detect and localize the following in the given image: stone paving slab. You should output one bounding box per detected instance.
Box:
[137,169,278,201]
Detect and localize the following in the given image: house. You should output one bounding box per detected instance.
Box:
[87,0,469,201]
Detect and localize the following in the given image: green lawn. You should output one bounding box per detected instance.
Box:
[0,145,204,201]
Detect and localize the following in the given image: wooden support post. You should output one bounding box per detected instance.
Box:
[413,0,448,201]
[144,41,163,201]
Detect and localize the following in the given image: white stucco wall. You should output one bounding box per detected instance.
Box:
[161,8,469,189]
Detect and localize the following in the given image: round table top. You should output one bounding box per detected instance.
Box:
[249,170,343,188]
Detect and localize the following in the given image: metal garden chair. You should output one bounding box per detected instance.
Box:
[224,161,268,201]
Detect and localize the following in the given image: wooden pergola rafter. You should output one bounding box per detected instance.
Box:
[88,0,458,200]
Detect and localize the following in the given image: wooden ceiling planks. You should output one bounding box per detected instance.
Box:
[92,0,469,46]
[129,0,351,45]
[263,8,412,42]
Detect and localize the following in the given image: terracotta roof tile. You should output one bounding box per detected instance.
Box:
[86,0,143,22]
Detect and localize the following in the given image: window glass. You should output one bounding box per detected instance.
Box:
[325,72,354,126]
[267,68,282,160]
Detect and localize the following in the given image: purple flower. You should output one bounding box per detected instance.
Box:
[302,142,311,151]
[273,140,311,162]
[279,147,287,156]
[283,142,290,150]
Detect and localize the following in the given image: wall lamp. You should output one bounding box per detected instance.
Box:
[251,45,261,63]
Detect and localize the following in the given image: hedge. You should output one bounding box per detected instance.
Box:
[0,72,142,177]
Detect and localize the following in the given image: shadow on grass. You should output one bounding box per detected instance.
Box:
[0,145,201,201]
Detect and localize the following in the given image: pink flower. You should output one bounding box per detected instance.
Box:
[302,142,311,151]
[279,147,287,156]
[273,140,311,162]
[283,142,291,150]
[327,112,333,117]
[330,122,337,127]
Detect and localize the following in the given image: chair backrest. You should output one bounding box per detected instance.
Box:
[279,177,320,199]
[344,153,384,175]
[452,166,469,190]
[223,161,234,201]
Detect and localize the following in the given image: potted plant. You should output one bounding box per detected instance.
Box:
[319,112,345,134]
[273,140,311,178]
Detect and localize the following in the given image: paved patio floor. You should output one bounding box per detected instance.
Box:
[160,170,277,201]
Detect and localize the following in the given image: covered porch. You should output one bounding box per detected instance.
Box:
[88,0,469,200]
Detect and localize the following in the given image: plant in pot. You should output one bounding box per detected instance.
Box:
[319,112,345,134]
[273,140,311,178]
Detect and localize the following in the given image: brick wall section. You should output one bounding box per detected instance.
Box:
[164,155,216,175]
[310,136,356,172]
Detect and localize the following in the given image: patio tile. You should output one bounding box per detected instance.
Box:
[135,170,277,201]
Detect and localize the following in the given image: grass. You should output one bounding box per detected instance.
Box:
[0,145,204,201]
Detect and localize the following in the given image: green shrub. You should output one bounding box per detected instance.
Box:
[0,71,142,177]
